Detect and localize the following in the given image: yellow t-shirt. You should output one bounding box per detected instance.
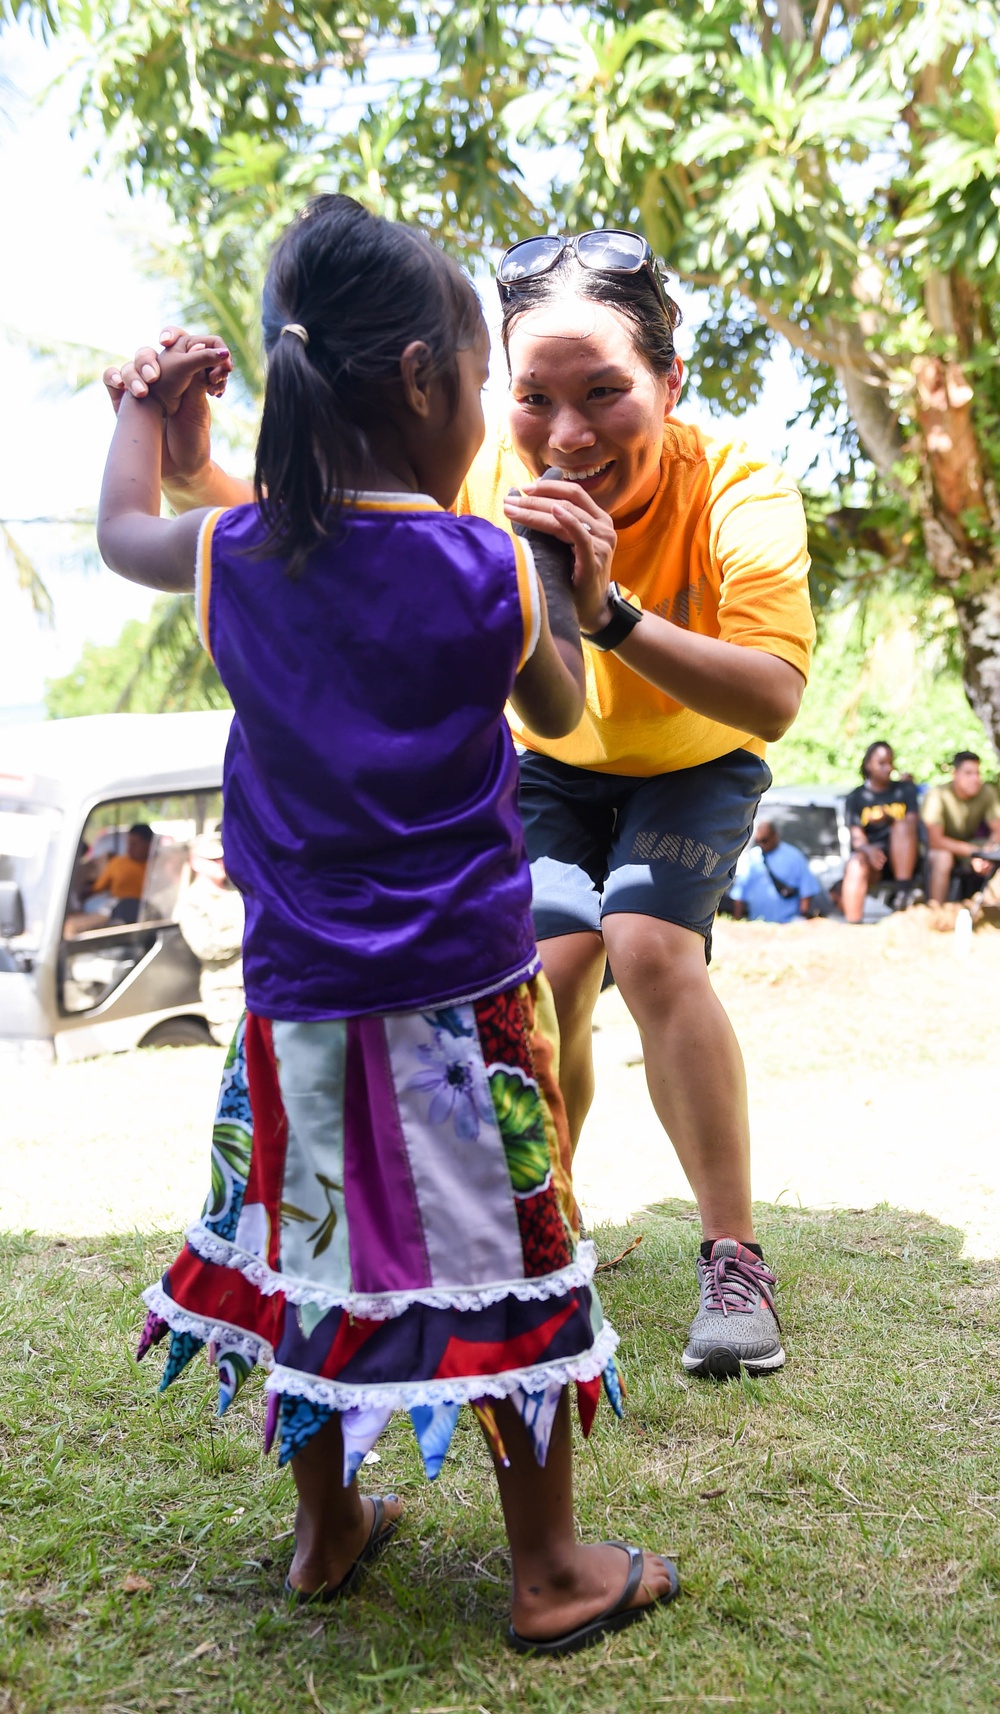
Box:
[456,416,815,776]
[93,853,148,900]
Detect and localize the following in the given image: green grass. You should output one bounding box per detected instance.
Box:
[2,1203,999,1714]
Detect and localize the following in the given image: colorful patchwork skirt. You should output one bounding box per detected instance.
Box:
[138,979,623,1480]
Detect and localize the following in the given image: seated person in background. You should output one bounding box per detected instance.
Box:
[65,823,154,935]
[729,819,819,923]
[176,832,245,1046]
[86,823,154,924]
[922,751,1000,903]
[841,742,918,921]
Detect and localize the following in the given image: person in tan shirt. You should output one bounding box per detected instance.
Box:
[922,752,1000,902]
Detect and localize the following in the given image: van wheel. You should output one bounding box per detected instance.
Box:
[139,1016,213,1049]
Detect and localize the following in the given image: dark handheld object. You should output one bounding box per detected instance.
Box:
[509,467,575,588]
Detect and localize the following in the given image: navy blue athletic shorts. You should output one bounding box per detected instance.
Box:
[517,748,771,961]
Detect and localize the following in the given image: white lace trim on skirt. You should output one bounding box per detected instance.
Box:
[264,1321,620,1413]
[184,1222,599,1322]
[142,1283,275,1369]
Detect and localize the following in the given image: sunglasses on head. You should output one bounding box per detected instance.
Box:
[496,228,674,319]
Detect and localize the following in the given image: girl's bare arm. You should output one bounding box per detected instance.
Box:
[104,327,252,513]
[508,536,586,740]
[97,347,222,591]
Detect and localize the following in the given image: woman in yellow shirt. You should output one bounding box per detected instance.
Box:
[106,228,813,1380]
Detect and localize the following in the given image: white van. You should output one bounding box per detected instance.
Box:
[0,710,233,1062]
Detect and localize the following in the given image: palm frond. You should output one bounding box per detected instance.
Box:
[2,523,53,623]
[116,594,230,713]
[0,323,117,396]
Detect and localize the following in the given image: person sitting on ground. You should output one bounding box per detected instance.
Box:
[922,751,1000,904]
[728,819,820,924]
[841,743,918,921]
[65,823,154,935]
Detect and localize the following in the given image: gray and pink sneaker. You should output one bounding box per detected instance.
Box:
[682,1239,785,1379]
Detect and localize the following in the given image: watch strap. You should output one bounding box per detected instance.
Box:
[582,582,643,652]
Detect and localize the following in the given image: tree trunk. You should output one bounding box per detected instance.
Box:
[953,586,1000,754]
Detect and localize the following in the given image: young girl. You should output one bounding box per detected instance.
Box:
[97,194,677,1654]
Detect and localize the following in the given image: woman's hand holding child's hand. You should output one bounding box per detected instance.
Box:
[503,474,616,635]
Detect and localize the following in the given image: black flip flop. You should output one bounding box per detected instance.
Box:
[283,1494,399,1604]
[507,1541,679,1657]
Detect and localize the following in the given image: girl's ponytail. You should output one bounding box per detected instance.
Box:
[254,195,483,578]
[254,320,368,577]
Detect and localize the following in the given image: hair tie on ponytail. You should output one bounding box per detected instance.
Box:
[281,323,309,345]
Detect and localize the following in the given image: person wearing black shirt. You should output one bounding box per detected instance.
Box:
[842,741,919,921]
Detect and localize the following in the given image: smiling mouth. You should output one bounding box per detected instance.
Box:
[561,460,613,482]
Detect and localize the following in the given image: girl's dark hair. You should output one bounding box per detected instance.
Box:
[499,247,682,377]
[255,194,484,575]
[861,740,893,778]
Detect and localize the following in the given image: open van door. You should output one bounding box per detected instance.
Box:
[0,712,234,1062]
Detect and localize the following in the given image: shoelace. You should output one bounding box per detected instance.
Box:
[700,1249,778,1319]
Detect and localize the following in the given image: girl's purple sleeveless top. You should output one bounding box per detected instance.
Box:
[196,495,541,1021]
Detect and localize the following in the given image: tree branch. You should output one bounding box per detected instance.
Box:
[775,0,806,42]
[806,0,835,69]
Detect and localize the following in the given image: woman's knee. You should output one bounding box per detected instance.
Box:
[603,914,708,1012]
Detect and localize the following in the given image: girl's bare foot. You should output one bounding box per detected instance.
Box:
[510,1540,676,1641]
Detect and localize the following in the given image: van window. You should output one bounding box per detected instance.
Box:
[60,789,222,1013]
[768,805,840,860]
[0,798,63,951]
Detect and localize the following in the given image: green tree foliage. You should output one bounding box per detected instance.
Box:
[45,598,230,717]
[9,1,1000,741]
[769,583,998,786]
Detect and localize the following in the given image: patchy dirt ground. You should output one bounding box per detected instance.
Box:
[4,910,1000,1254]
[575,911,1000,1256]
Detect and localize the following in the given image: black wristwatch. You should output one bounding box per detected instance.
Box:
[582,582,644,652]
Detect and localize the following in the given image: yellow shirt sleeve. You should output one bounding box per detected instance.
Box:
[710,461,815,680]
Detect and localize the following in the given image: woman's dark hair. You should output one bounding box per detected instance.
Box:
[255,194,484,575]
[499,247,682,378]
[861,740,893,779]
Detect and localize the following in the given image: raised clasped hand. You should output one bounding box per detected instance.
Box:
[102,326,232,485]
[503,474,617,634]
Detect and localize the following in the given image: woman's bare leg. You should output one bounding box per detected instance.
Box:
[888,819,917,883]
[841,851,875,922]
[488,1391,674,1639]
[536,931,607,1149]
[288,1414,402,1595]
[602,914,754,1243]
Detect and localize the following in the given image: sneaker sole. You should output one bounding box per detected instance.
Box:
[681,1344,786,1379]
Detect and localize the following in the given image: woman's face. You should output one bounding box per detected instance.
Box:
[866,746,894,790]
[505,298,683,525]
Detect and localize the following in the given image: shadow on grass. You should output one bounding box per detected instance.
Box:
[1,1203,999,1714]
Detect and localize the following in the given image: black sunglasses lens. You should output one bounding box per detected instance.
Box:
[576,231,646,271]
[498,237,565,283]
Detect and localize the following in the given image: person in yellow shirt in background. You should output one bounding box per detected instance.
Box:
[104,226,814,1380]
[69,823,154,934]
